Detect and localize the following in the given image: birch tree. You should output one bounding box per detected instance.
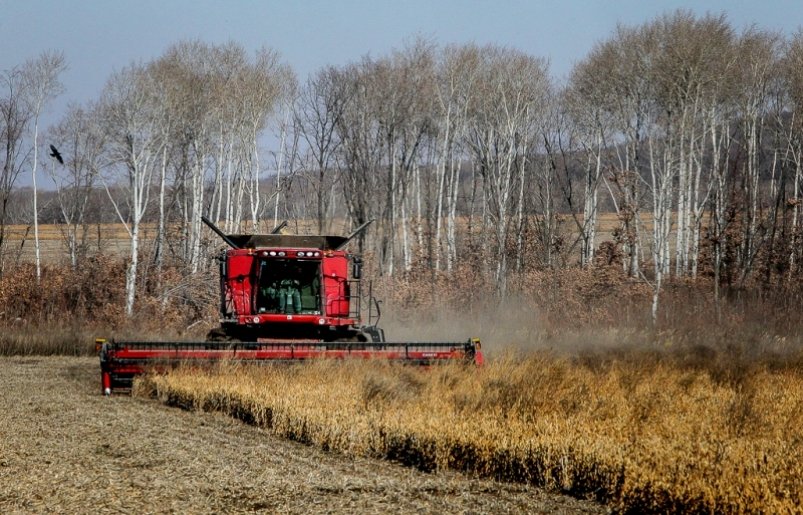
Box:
[565,44,618,267]
[378,41,435,273]
[433,44,479,271]
[650,13,733,277]
[733,29,780,284]
[100,64,163,316]
[569,24,656,277]
[21,50,66,282]
[782,31,803,277]
[464,46,548,294]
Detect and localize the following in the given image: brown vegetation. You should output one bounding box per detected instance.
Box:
[0,258,215,356]
[137,343,803,513]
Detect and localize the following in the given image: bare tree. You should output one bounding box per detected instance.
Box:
[782,31,803,278]
[433,44,480,272]
[568,23,656,277]
[0,66,31,276]
[464,46,549,294]
[269,70,300,229]
[47,103,104,268]
[295,67,351,233]
[334,60,384,256]
[565,45,618,268]
[21,50,67,281]
[99,64,163,316]
[733,29,781,285]
[649,14,735,278]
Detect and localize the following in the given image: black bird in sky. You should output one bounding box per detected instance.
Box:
[49,144,64,165]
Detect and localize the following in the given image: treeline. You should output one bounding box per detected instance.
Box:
[2,10,802,317]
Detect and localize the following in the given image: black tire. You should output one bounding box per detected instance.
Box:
[206,327,228,342]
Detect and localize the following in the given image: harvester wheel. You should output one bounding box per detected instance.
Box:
[206,327,229,342]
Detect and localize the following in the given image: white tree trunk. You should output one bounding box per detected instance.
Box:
[31,120,41,283]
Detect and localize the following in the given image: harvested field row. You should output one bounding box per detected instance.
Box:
[0,356,600,514]
[137,355,803,513]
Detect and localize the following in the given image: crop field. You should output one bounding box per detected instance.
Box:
[1,213,632,265]
[136,349,803,514]
[0,356,602,513]
[1,223,144,265]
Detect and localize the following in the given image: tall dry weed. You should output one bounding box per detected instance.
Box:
[0,258,215,355]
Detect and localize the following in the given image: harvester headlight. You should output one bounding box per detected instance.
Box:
[298,251,306,257]
[278,251,286,257]
[313,251,320,257]
[261,251,268,257]
[318,318,326,325]
[269,251,277,257]
[252,316,260,323]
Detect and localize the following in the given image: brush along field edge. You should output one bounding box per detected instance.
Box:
[135,358,803,513]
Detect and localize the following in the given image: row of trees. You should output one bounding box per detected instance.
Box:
[2,11,802,317]
[566,13,803,315]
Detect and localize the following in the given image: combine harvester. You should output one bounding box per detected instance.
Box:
[98,217,482,394]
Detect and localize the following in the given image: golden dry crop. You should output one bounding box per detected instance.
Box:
[135,353,803,513]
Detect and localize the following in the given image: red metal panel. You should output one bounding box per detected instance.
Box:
[321,254,350,317]
[226,250,255,316]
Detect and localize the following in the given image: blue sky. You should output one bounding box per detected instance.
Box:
[3,0,802,108]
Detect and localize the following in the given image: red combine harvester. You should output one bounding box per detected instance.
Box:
[98,217,482,394]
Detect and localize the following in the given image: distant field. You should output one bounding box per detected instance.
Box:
[0,219,353,264]
[1,223,146,264]
[0,212,665,264]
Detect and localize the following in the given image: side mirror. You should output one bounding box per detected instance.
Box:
[352,257,362,279]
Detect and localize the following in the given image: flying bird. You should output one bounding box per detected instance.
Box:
[49,144,63,165]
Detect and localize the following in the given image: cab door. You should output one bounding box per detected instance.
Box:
[321,255,349,317]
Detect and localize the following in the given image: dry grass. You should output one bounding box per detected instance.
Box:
[136,346,803,513]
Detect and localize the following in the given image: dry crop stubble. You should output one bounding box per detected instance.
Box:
[0,356,599,514]
[137,352,803,513]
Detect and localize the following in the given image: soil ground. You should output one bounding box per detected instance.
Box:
[0,356,605,514]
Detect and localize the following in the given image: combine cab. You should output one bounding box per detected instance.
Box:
[99,218,482,394]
